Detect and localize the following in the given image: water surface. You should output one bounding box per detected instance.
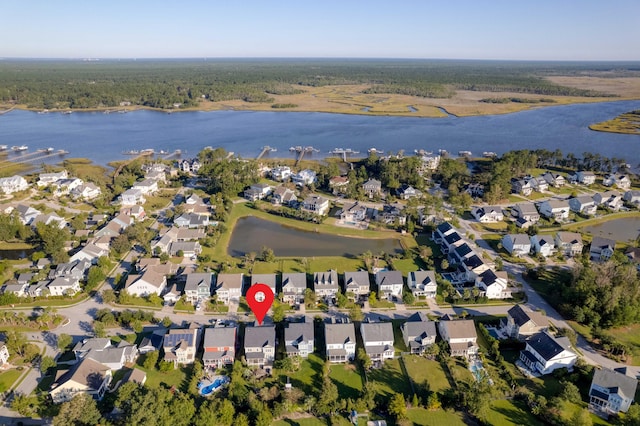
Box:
[582,217,640,242]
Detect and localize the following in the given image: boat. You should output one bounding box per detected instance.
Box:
[46,147,54,153]
[141,148,154,153]
[158,150,169,155]
[122,150,139,155]
[304,146,317,152]
[459,150,472,157]
[0,145,7,151]
[482,151,497,158]
[289,146,302,152]
[330,148,345,154]
[37,109,49,114]
[175,149,182,154]
[368,148,382,154]
[12,145,28,152]
[344,148,359,154]
[62,111,72,115]
[270,147,277,152]
[438,149,448,155]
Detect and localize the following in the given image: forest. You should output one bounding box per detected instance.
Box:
[0,59,629,110]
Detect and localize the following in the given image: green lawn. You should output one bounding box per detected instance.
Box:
[283,353,324,396]
[407,407,466,426]
[0,369,22,392]
[600,323,640,366]
[329,362,364,400]
[136,362,191,391]
[402,356,450,393]
[486,399,544,426]
[368,358,412,398]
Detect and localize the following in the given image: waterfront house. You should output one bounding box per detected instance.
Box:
[505,305,548,340]
[511,178,533,196]
[375,270,404,301]
[285,317,314,358]
[244,183,272,201]
[203,326,236,370]
[593,191,623,211]
[244,324,276,369]
[538,199,570,222]
[50,358,112,404]
[281,272,307,305]
[343,271,371,301]
[555,232,583,257]
[215,273,244,305]
[603,174,631,190]
[51,178,84,197]
[402,312,437,354]
[475,269,511,299]
[168,241,202,257]
[569,195,597,216]
[511,202,540,223]
[502,234,531,257]
[465,183,485,198]
[408,270,437,298]
[360,321,395,362]
[542,172,566,188]
[418,154,440,173]
[301,195,329,216]
[377,203,406,226]
[291,169,317,187]
[184,273,213,304]
[271,166,291,181]
[589,367,638,415]
[471,206,503,223]
[589,236,616,262]
[530,235,556,257]
[362,179,382,198]
[396,184,422,200]
[438,317,478,358]
[577,171,597,185]
[313,270,339,300]
[271,186,297,206]
[163,324,202,366]
[623,190,640,206]
[328,176,350,194]
[250,274,277,298]
[120,188,146,205]
[528,176,549,192]
[519,331,577,376]
[325,321,356,363]
[124,270,167,297]
[339,202,370,227]
[132,179,159,195]
[0,175,29,194]
[38,170,68,186]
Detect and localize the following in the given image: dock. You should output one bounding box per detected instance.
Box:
[0,149,68,170]
[295,149,305,166]
[162,150,182,160]
[112,151,153,183]
[257,146,276,160]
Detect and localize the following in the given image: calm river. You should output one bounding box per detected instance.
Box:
[0,100,639,167]
[227,216,402,258]
[583,217,640,242]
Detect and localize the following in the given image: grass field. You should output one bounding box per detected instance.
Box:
[285,353,324,396]
[407,407,466,425]
[368,358,412,398]
[329,362,363,400]
[0,369,22,392]
[601,323,640,365]
[402,356,450,393]
[486,399,544,426]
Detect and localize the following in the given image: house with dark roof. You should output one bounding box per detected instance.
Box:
[449,243,474,265]
[343,271,370,301]
[519,331,577,376]
[285,317,314,358]
[589,367,638,415]
[438,318,478,358]
[375,270,403,301]
[402,312,437,354]
[203,325,236,370]
[250,274,277,298]
[501,234,531,257]
[361,322,394,361]
[215,273,244,305]
[244,324,276,368]
[396,184,422,200]
[138,330,165,354]
[530,235,556,258]
[505,305,548,340]
[471,206,503,223]
[162,324,202,366]
[281,272,307,305]
[475,269,510,299]
[313,270,339,300]
[589,236,616,262]
[184,273,213,304]
[362,179,382,198]
[432,222,454,244]
[408,270,437,298]
[50,358,112,404]
[325,321,356,363]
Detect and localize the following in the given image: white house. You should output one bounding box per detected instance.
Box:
[590,236,616,262]
[50,358,112,404]
[271,166,291,181]
[471,206,503,223]
[576,171,596,185]
[0,341,9,365]
[215,273,244,305]
[124,270,167,297]
[475,269,510,299]
[52,178,84,197]
[501,234,531,257]
[375,270,403,301]
[47,277,81,297]
[343,271,370,301]
[538,199,570,222]
[325,321,356,363]
[38,170,68,186]
[623,190,640,206]
[360,322,394,361]
[568,196,597,216]
[438,317,478,358]
[603,174,631,190]
[69,243,108,265]
[301,195,329,216]
[120,189,146,205]
[530,235,556,257]
[555,232,583,257]
[285,318,314,358]
[511,202,540,223]
[408,270,437,298]
[313,270,339,300]
[589,367,638,415]
[281,272,307,305]
[542,172,566,188]
[291,169,317,186]
[71,183,102,201]
[519,331,578,376]
[0,175,29,194]
[505,305,548,340]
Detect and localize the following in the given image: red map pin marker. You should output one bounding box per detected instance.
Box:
[246,283,274,325]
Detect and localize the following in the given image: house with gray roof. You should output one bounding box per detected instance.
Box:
[519,331,577,376]
[402,312,438,354]
[360,321,394,361]
[375,270,404,301]
[590,236,616,262]
[203,326,237,369]
[589,367,638,415]
[250,274,277,298]
[281,272,307,305]
[184,273,213,304]
[285,317,314,358]
[438,318,478,358]
[511,202,540,223]
[555,232,583,257]
[215,273,244,305]
[502,234,531,257]
[569,195,597,216]
[471,206,504,223]
[313,270,339,300]
[343,271,370,300]
[505,305,548,340]
[362,179,382,198]
[50,358,112,404]
[1,281,28,298]
[623,190,640,206]
[47,276,81,297]
[576,171,596,185]
[73,338,111,359]
[325,321,356,363]
[301,195,329,216]
[244,324,276,368]
[539,199,570,222]
[408,270,437,298]
[531,235,556,257]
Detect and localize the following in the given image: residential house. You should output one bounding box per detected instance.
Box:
[471,206,504,223]
[0,175,29,194]
[174,213,209,228]
[511,202,540,223]
[47,277,81,297]
[32,213,66,229]
[505,305,548,340]
[339,202,369,227]
[519,331,578,376]
[530,235,556,257]
[243,183,272,201]
[589,367,638,415]
[377,203,406,226]
[15,205,41,226]
[124,270,167,297]
[169,241,202,257]
[38,170,68,186]
[1,281,28,298]
[502,234,532,257]
[51,178,84,197]
[603,174,631,190]
[271,166,291,181]
[176,228,205,241]
[271,186,297,206]
[132,179,159,195]
[0,341,9,365]
[438,317,479,358]
[50,358,112,404]
[28,281,49,297]
[593,191,623,211]
[375,270,404,301]
[577,171,597,185]
[163,325,202,366]
[475,269,511,299]
[432,222,455,244]
[138,331,164,354]
[465,183,485,198]
[569,196,597,216]
[362,179,382,198]
[50,260,90,281]
[418,154,440,173]
[460,254,489,282]
[203,326,237,370]
[325,321,356,363]
[343,271,371,301]
[328,176,349,194]
[184,273,213,304]
[555,232,583,257]
[402,312,437,354]
[590,236,616,262]
[250,274,277,298]
[542,172,566,188]
[162,283,181,305]
[538,199,570,222]
[285,317,314,358]
[281,272,307,305]
[119,205,146,222]
[408,270,437,298]
[511,178,533,196]
[69,243,108,265]
[120,188,146,205]
[529,176,549,192]
[623,190,640,206]
[396,184,422,200]
[301,195,329,216]
[244,324,276,368]
[313,270,339,300]
[215,273,244,305]
[360,321,395,362]
[85,345,129,371]
[291,169,317,187]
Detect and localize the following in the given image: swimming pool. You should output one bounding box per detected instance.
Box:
[198,376,229,396]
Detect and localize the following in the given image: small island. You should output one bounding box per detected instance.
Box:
[590,110,640,135]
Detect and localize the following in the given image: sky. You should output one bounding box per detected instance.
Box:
[2,0,639,60]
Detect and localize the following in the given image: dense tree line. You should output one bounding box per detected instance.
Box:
[198,148,259,198]
[0,59,623,110]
